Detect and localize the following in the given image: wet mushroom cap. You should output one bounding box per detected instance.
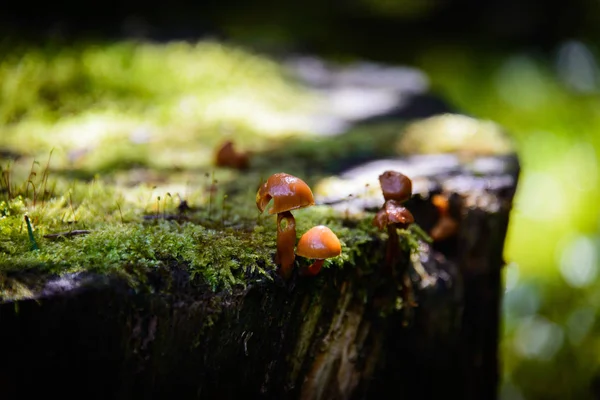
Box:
[296,225,342,260]
[378,171,412,203]
[256,173,315,214]
[373,200,415,230]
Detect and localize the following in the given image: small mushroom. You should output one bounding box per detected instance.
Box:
[373,199,415,231]
[378,170,412,203]
[372,199,414,272]
[373,171,415,268]
[256,173,315,280]
[296,225,342,276]
[373,170,416,312]
[215,140,250,170]
[430,194,459,241]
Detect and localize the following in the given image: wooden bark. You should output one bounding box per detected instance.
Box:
[0,152,519,400]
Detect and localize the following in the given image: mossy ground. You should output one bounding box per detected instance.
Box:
[0,40,423,299]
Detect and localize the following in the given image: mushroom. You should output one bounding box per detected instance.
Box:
[215,140,250,170]
[256,173,315,279]
[378,170,412,203]
[373,199,415,231]
[430,194,459,241]
[373,170,416,309]
[373,171,415,266]
[372,199,414,271]
[296,225,342,276]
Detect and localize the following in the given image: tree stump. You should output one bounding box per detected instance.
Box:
[0,116,519,400]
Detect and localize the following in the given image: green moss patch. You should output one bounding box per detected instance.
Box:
[0,40,426,300]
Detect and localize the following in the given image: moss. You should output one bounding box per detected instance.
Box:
[0,276,34,301]
[396,113,515,156]
[0,40,428,300]
[0,40,316,174]
[0,153,425,299]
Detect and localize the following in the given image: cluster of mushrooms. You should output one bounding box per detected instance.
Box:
[256,173,342,280]
[215,140,455,286]
[254,170,425,283]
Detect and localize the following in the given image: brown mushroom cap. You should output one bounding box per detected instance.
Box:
[215,141,235,164]
[296,225,342,260]
[215,140,250,170]
[372,199,415,230]
[256,173,315,214]
[378,171,412,203]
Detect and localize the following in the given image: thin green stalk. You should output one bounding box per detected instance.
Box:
[24,215,39,251]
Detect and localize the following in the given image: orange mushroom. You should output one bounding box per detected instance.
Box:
[430,194,459,241]
[256,173,315,280]
[296,225,342,276]
[215,140,250,170]
[431,193,449,214]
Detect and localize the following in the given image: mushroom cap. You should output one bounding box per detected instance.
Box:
[256,173,315,214]
[215,141,235,161]
[431,194,449,214]
[372,199,415,230]
[296,225,342,260]
[378,171,412,203]
[215,140,250,170]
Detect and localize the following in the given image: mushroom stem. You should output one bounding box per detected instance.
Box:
[300,259,325,276]
[386,225,415,316]
[385,225,400,274]
[276,211,296,280]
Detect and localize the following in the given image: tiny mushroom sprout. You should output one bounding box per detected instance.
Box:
[296,225,342,276]
[256,173,315,280]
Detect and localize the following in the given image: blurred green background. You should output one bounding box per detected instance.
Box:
[1,0,599,398]
[419,46,600,400]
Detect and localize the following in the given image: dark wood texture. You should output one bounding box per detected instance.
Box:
[0,151,519,400]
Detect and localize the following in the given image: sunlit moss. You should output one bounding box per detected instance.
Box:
[0,128,407,299]
[0,40,317,174]
[0,184,389,298]
[0,40,420,301]
[0,123,425,298]
[396,113,515,156]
